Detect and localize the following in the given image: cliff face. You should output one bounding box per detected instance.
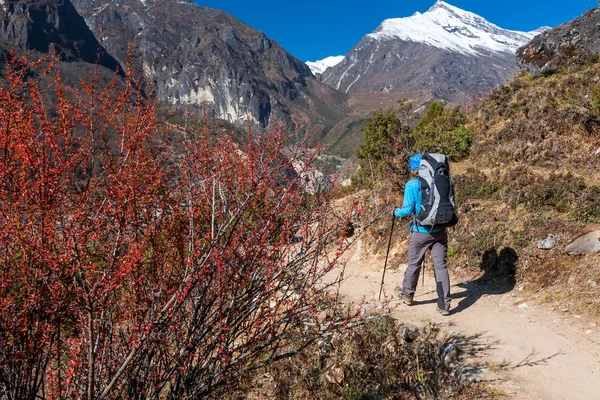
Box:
[0,0,120,72]
[71,0,345,129]
[517,7,600,76]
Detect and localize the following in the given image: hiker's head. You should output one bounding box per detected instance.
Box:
[409,154,421,177]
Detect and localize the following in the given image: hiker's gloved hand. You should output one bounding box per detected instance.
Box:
[393,208,402,218]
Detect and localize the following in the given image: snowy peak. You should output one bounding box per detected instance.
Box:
[368,0,545,56]
[306,56,345,75]
[529,26,552,35]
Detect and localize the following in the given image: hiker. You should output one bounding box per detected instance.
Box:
[394,154,453,316]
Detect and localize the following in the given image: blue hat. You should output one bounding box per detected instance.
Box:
[409,154,421,171]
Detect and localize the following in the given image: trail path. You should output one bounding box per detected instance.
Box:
[335,262,600,399]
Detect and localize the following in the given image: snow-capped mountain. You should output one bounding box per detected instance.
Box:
[369,1,543,56]
[321,0,549,102]
[306,56,345,75]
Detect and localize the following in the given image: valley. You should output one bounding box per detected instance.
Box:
[0,0,599,399]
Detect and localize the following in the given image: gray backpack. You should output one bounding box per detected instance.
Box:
[415,154,459,228]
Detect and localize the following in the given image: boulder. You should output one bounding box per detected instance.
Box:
[565,231,600,256]
[517,8,600,76]
[537,234,556,250]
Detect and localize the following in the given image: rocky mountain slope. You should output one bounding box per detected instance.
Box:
[321,1,547,103]
[0,0,120,73]
[517,6,600,76]
[70,0,347,131]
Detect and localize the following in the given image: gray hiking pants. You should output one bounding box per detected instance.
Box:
[402,230,451,311]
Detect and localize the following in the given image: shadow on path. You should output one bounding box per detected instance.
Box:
[452,247,518,315]
[410,296,438,306]
[509,350,564,369]
[446,333,563,383]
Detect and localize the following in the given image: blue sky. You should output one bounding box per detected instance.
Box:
[195,0,593,62]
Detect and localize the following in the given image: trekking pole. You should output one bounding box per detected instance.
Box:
[421,260,425,288]
[378,214,396,303]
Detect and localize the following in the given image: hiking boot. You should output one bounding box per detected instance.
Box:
[394,286,414,305]
[437,307,450,316]
[401,293,414,306]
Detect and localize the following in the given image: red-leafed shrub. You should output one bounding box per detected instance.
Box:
[0,54,357,399]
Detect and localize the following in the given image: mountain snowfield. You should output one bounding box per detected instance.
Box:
[306,56,345,75]
[368,1,547,56]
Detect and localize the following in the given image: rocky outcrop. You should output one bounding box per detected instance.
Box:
[71,0,346,129]
[517,8,600,76]
[0,0,120,72]
[565,231,600,256]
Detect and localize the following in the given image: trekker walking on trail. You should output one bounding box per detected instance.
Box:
[394,154,452,316]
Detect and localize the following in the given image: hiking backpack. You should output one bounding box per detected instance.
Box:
[415,153,459,228]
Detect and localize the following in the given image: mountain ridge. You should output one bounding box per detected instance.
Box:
[71,0,348,131]
[320,1,548,102]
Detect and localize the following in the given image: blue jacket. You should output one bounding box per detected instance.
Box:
[394,178,444,233]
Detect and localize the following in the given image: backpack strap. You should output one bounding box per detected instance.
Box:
[412,177,421,230]
[411,178,435,232]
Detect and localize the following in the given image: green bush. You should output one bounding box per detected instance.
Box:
[353,106,414,189]
[412,103,473,161]
[352,102,474,192]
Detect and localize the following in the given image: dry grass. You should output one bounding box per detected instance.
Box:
[208,316,500,400]
[449,61,600,321]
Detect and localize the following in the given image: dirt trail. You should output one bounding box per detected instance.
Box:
[335,260,600,399]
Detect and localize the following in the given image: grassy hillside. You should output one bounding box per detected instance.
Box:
[450,61,600,319]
